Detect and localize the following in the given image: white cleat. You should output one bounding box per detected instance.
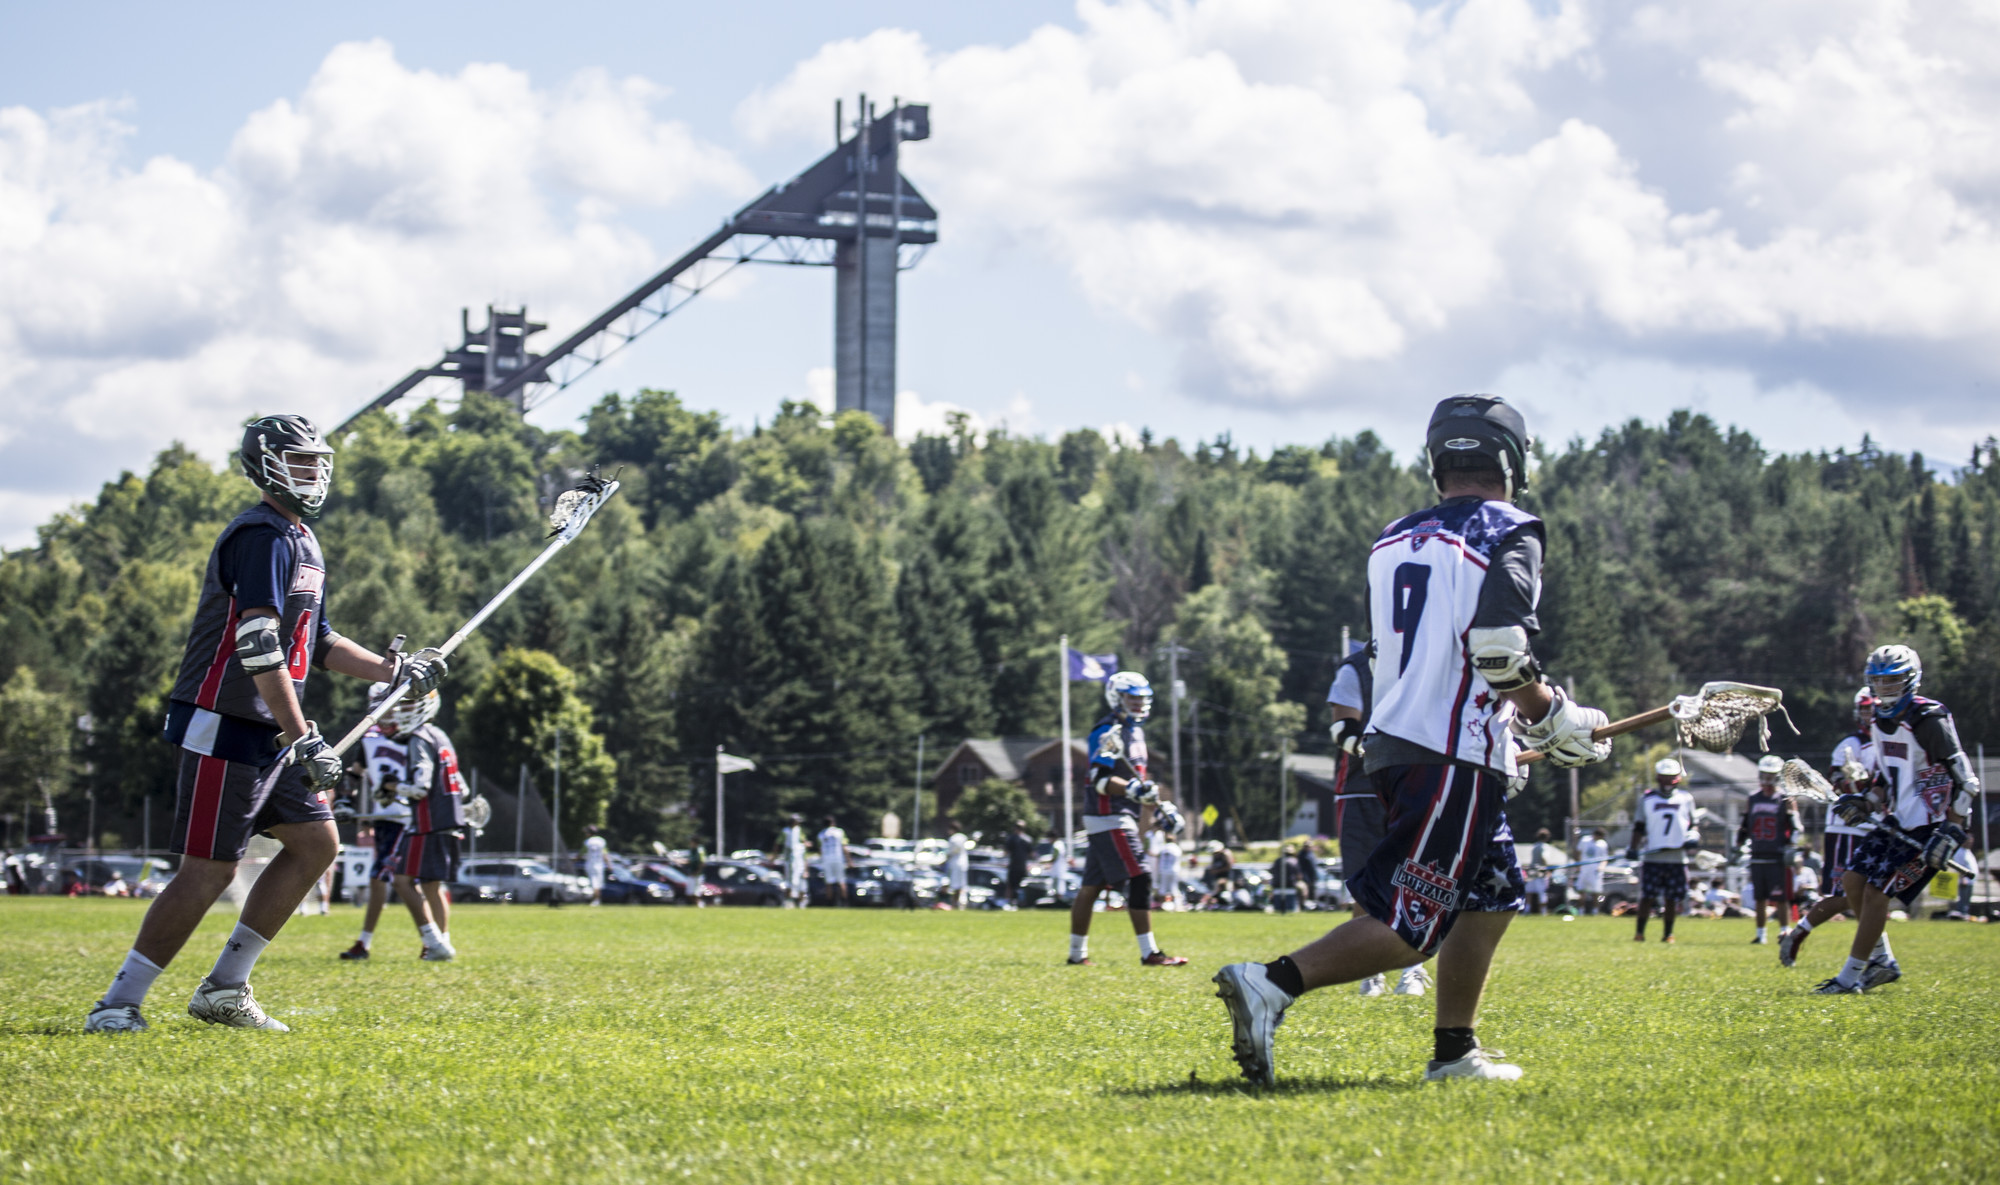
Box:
[1425,1047,1523,1082]
[1213,962,1293,1087]
[1357,974,1387,998]
[84,1003,148,1033]
[420,944,457,962]
[187,978,290,1031]
[1395,965,1432,997]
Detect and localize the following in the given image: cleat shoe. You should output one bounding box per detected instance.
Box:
[1860,958,1901,990]
[1751,934,1767,945]
[420,944,456,962]
[1425,1046,1523,1082]
[188,978,290,1031]
[1813,977,1864,995]
[1140,952,1189,966]
[1213,963,1293,1088]
[84,1003,148,1033]
[1357,974,1387,997]
[338,942,370,961]
[1066,957,1094,966]
[1777,927,1807,968]
[1661,936,1676,944]
[1395,965,1431,997]
[1633,932,1647,942]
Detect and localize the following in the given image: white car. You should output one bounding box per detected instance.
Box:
[458,858,590,904]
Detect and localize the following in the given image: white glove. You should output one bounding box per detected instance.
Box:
[1511,688,1611,768]
[1128,779,1160,804]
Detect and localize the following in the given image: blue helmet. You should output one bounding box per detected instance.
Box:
[1864,645,1921,720]
[1104,671,1153,721]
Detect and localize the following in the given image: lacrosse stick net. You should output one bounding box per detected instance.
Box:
[1667,682,1795,753]
[1775,760,1838,803]
[463,794,493,832]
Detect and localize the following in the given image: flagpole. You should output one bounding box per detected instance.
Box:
[1059,634,1074,901]
[715,744,725,859]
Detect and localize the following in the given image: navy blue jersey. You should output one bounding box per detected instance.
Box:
[405,723,469,834]
[1084,714,1148,820]
[1736,791,1802,860]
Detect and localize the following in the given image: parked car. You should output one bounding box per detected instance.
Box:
[597,867,674,905]
[703,860,788,906]
[457,858,590,904]
[631,861,723,905]
[442,881,508,903]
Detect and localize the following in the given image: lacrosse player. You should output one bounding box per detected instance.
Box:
[85,416,447,1034]
[382,686,467,961]
[1069,672,1189,966]
[1151,811,1185,909]
[1780,689,1877,968]
[1574,829,1610,914]
[776,815,811,907]
[818,817,850,906]
[583,829,609,906]
[943,827,972,909]
[1814,645,1979,994]
[1214,396,1612,1084]
[339,691,416,959]
[1737,755,1804,943]
[1328,639,1427,997]
[1628,758,1699,944]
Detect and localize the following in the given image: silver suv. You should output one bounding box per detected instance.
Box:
[458,858,590,904]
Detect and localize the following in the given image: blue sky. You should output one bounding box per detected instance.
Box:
[3,0,1997,545]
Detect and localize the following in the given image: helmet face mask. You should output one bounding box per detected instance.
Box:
[1863,645,1921,720]
[1852,686,1876,730]
[241,415,334,519]
[1756,753,1784,785]
[1104,671,1153,721]
[368,682,440,734]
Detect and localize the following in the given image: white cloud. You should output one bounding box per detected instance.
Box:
[740,0,2000,440]
[0,40,750,546]
[894,387,983,443]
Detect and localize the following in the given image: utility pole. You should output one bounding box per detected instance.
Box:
[914,733,925,849]
[1161,641,1191,837]
[551,728,563,869]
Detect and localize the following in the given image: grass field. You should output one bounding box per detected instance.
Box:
[1,899,1996,1184]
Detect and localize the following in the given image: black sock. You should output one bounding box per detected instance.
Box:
[1434,1027,1477,1064]
[1663,913,1676,939]
[1263,955,1306,998]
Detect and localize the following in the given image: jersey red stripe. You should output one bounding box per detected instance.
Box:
[186,755,228,860]
[193,597,238,709]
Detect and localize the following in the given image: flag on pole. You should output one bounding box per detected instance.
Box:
[717,753,756,774]
[1065,648,1118,682]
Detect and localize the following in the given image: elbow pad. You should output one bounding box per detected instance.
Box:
[1947,752,1981,817]
[1467,626,1540,692]
[234,615,286,674]
[312,628,342,670]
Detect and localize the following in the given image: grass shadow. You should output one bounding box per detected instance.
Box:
[1115,1073,1413,1098]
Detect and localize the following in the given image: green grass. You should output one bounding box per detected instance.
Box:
[1,899,1995,1184]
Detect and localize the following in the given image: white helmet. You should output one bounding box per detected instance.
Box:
[1104,671,1153,721]
[1654,757,1684,783]
[369,681,439,734]
[1756,754,1784,776]
[1864,644,1921,719]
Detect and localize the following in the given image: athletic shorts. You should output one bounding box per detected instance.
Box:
[1081,826,1147,888]
[170,749,333,862]
[389,829,461,883]
[1850,825,1937,906]
[370,821,406,881]
[1347,763,1524,957]
[1334,794,1386,882]
[1823,832,1866,889]
[1749,861,1793,903]
[1639,862,1688,906]
[586,863,607,890]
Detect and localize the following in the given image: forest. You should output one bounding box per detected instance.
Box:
[2,389,1996,853]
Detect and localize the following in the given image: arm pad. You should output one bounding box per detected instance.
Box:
[234,615,285,674]
[1467,626,1539,693]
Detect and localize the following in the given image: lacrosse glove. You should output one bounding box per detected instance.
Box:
[331,798,357,821]
[373,781,401,808]
[1154,802,1185,836]
[1511,687,1611,767]
[1922,822,1968,871]
[391,646,450,695]
[1330,717,1366,757]
[1831,793,1872,828]
[289,725,344,791]
[1128,779,1160,804]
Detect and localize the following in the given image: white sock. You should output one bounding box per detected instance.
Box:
[440,932,451,948]
[1069,934,1088,961]
[1756,925,1767,940]
[1795,918,1813,935]
[1873,934,1894,961]
[101,950,164,1009]
[1137,932,1160,958]
[209,923,271,988]
[419,923,442,948]
[1837,955,1868,987]
[357,930,374,950]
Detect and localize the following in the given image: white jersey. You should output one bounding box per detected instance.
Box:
[1637,789,1697,854]
[1574,835,1609,891]
[818,826,848,869]
[1366,498,1542,775]
[584,834,609,871]
[945,833,971,890]
[1826,733,1877,836]
[1155,840,1182,891]
[358,730,413,823]
[782,825,809,869]
[1870,702,1958,830]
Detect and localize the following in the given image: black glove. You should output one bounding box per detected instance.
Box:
[391,646,449,695]
[1330,717,1366,757]
[1683,839,1701,852]
[331,799,357,821]
[1923,822,1968,871]
[1832,793,1871,828]
[290,725,343,791]
[1624,848,1638,862]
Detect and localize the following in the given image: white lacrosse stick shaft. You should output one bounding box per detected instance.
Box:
[327,478,620,760]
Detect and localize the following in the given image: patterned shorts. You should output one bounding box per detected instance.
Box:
[170,749,333,862]
[1349,762,1524,957]
[1823,832,1866,890]
[1639,861,1688,906]
[1849,825,1937,906]
[370,821,406,882]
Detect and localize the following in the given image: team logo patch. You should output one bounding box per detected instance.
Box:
[291,564,325,595]
[1882,741,1908,760]
[1391,858,1457,908]
[1409,519,1445,551]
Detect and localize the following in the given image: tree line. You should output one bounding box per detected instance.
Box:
[2,389,1994,853]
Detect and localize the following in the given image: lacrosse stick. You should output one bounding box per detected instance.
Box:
[327,473,621,760]
[1517,681,1795,767]
[463,794,492,835]
[1779,761,1979,876]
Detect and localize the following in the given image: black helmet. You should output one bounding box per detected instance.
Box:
[1426,395,1531,499]
[240,414,334,518]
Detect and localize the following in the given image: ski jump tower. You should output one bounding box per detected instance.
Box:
[338,97,934,435]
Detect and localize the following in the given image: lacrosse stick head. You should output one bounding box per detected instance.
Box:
[548,473,621,541]
[1666,681,1794,753]
[463,794,492,833]
[1776,759,1837,803]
